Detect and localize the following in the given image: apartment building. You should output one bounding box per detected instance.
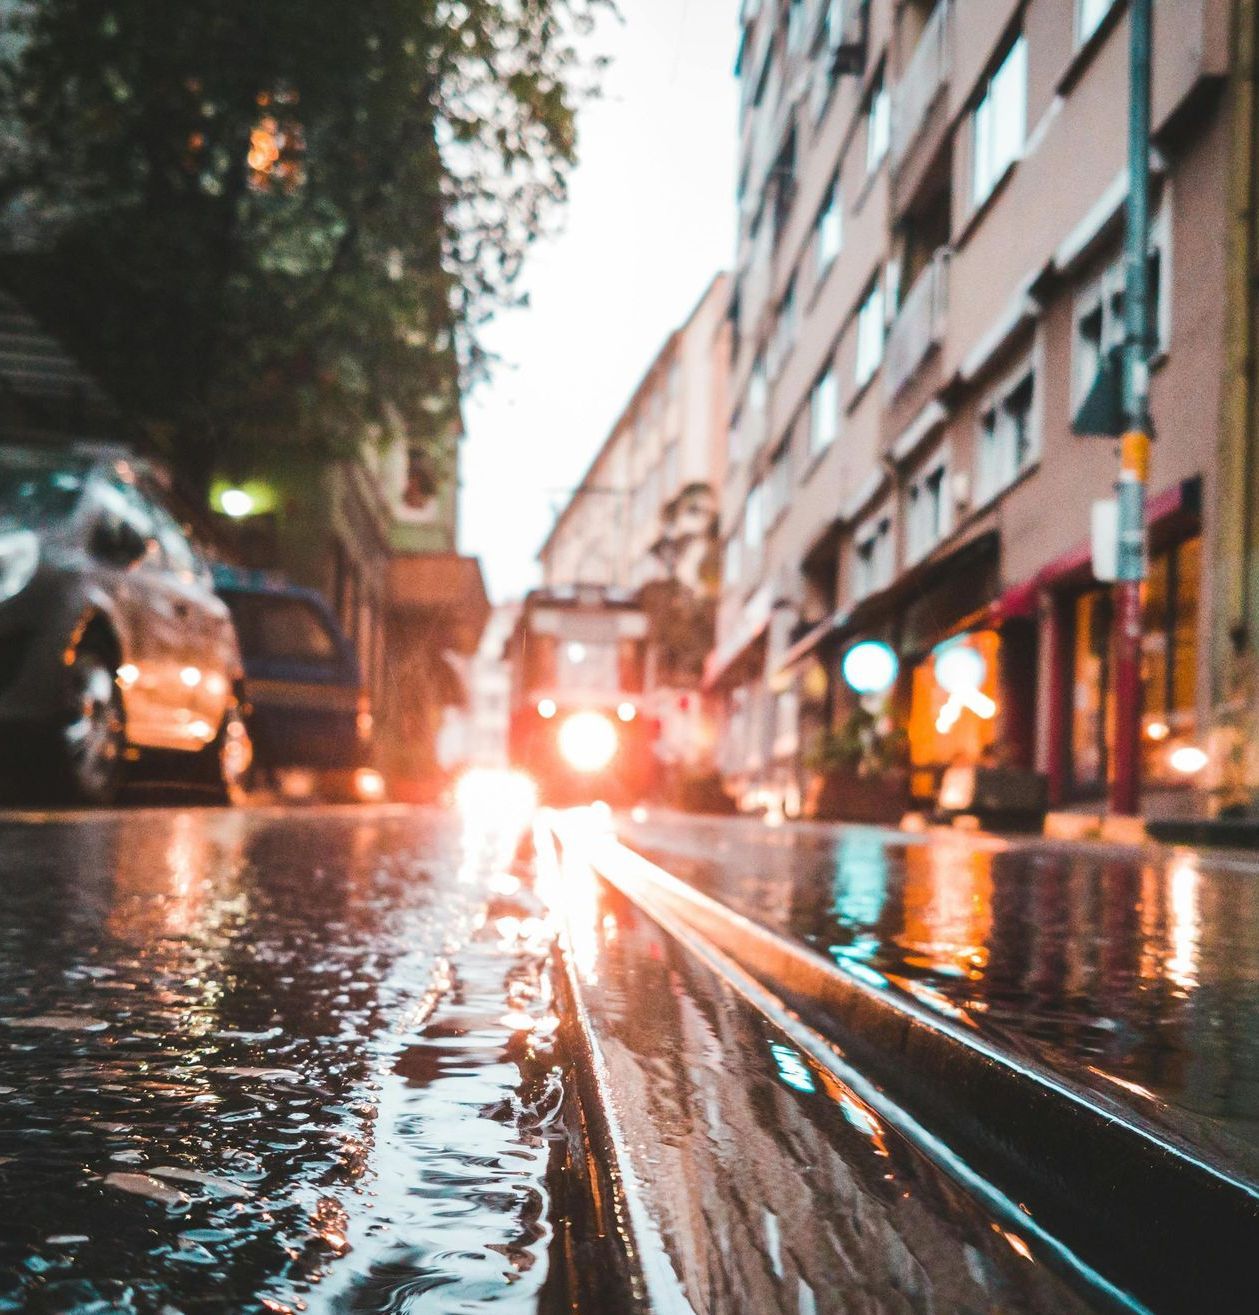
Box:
[539,273,731,595]
[711,0,1230,814]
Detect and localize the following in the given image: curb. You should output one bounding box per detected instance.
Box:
[578,829,1259,1315]
[534,822,694,1315]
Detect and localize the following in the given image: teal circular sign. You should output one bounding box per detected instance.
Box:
[841,641,899,695]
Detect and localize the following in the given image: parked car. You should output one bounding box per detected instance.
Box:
[211,566,382,802]
[0,443,251,805]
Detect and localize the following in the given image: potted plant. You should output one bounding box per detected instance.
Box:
[804,705,910,823]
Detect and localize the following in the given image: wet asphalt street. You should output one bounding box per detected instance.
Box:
[4,802,1259,1313]
[0,803,560,1314]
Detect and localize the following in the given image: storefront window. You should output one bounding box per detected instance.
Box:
[908,630,1001,775]
[1141,534,1201,786]
[1070,589,1112,793]
[1068,533,1200,795]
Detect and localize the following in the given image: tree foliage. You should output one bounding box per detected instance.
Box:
[0,0,606,485]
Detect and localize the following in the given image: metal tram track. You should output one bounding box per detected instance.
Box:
[541,812,1259,1315]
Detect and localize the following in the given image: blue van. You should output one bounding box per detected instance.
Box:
[212,566,382,801]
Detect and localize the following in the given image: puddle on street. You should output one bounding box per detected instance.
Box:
[624,815,1259,1159]
[0,802,560,1314]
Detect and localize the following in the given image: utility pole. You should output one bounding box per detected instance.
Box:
[1111,0,1154,816]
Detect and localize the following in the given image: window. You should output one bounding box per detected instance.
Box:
[977,367,1037,501]
[749,352,768,416]
[745,480,766,556]
[816,176,843,275]
[855,276,884,387]
[662,440,680,493]
[101,479,157,564]
[866,73,891,175]
[728,412,743,468]
[906,460,951,561]
[1140,535,1201,786]
[0,453,88,527]
[1077,0,1114,43]
[224,595,339,665]
[772,130,797,238]
[787,0,806,52]
[751,43,773,111]
[810,368,840,454]
[724,531,743,587]
[972,36,1027,205]
[1073,224,1169,407]
[148,501,198,577]
[811,0,847,119]
[766,441,791,523]
[854,515,893,599]
[402,447,439,511]
[820,0,844,51]
[771,275,798,376]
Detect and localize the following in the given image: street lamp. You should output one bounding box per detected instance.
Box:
[219,488,256,518]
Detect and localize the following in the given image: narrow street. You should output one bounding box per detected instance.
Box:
[5,801,1259,1313]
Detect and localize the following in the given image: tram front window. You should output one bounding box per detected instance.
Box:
[558,639,618,692]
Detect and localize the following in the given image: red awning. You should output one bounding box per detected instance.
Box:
[1033,477,1199,591]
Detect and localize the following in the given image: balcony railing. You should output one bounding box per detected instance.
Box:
[890,0,952,170]
[884,249,950,400]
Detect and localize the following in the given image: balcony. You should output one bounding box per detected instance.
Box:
[884,249,949,401]
[890,1,952,172]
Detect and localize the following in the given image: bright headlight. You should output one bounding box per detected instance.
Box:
[558,711,618,773]
[0,530,38,603]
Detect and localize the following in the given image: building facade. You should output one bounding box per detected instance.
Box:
[539,273,731,595]
[211,424,488,791]
[711,0,1232,816]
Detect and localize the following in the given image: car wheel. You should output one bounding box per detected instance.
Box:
[199,703,254,805]
[50,642,125,806]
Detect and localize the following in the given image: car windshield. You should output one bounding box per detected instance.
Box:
[0,450,89,528]
[223,592,341,664]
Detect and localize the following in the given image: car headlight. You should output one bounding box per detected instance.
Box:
[0,530,38,603]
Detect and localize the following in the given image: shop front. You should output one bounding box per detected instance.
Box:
[892,533,1039,807]
[1059,532,1202,800]
[1045,478,1203,804]
[778,530,1041,816]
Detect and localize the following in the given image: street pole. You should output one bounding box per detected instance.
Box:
[1112,0,1153,816]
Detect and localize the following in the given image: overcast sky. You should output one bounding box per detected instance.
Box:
[458,0,739,602]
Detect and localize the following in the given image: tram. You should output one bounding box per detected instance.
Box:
[505,586,658,804]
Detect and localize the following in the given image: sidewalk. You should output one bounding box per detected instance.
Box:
[616,810,1259,1155]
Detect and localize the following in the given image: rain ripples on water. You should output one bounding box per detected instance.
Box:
[0,806,561,1313]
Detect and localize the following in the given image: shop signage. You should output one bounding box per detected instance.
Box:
[841,640,899,695]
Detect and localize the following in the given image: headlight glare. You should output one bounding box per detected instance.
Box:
[558,711,618,773]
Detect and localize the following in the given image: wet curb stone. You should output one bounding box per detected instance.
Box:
[584,835,1259,1315]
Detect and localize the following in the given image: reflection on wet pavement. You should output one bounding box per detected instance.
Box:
[552,838,1105,1315]
[623,815,1259,1157]
[0,805,559,1314]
